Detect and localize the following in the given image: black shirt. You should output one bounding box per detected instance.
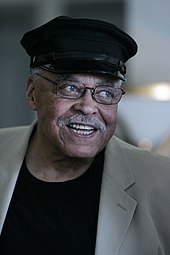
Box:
[0,151,104,255]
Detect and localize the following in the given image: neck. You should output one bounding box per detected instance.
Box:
[25,129,95,182]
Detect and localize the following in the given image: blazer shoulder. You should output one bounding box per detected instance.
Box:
[0,125,29,134]
[0,125,29,141]
[0,122,36,147]
[112,136,170,176]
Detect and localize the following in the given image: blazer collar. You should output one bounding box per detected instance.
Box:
[95,136,137,255]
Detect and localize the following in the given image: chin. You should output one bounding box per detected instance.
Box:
[65,147,100,159]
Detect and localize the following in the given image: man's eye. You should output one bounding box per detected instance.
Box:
[98,90,113,98]
[58,84,80,95]
[63,84,78,92]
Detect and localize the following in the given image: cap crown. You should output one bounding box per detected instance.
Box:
[21,16,138,79]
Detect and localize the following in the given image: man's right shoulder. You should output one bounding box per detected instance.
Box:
[0,125,29,137]
[0,122,36,145]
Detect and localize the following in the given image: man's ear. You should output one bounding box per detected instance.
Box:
[26,77,37,111]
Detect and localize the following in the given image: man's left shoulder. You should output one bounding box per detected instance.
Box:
[113,136,170,175]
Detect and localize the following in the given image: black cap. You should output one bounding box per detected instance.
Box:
[20,16,138,80]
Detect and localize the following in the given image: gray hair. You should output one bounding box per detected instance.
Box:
[30,67,42,76]
[29,67,43,83]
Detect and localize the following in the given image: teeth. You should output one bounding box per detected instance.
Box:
[72,129,93,135]
[68,123,95,135]
[70,124,94,130]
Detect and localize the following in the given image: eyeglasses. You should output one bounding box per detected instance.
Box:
[36,73,125,105]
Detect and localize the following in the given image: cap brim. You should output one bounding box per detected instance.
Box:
[40,60,126,81]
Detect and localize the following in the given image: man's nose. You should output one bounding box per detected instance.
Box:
[72,89,98,115]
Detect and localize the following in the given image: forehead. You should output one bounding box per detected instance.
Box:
[55,73,121,84]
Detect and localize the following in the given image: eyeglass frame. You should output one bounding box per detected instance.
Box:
[35,72,125,105]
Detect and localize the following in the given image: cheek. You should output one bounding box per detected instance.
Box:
[36,100,65,143]
[36,97,73,126]
[102,106,118,140]
[102,105,118,126]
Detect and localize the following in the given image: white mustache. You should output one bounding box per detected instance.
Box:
[58,114,106,132]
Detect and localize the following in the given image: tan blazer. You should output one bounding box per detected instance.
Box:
[1,122,170,255]
[155,133,170,157]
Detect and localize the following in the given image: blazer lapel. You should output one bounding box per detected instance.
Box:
[0,122,36,233]
[95,137,137,255]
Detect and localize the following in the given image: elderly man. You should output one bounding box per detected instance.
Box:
[0,16,170,255]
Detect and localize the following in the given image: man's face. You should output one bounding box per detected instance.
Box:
[27,70,122,159]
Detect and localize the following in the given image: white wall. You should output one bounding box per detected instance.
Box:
[117,0,170,149]
[126,0,170,85]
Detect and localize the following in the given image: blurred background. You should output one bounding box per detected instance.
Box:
[0,0,170,154]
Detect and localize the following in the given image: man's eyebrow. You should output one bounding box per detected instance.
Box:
[55,74,79,82]
[55,74,120,85]
[96,79,119,86]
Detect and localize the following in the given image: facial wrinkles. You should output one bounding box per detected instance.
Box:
[54,74,121,86]
[57,114,106,132]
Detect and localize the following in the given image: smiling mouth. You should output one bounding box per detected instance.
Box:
[58,114,106,133]
[67,123,96,136]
